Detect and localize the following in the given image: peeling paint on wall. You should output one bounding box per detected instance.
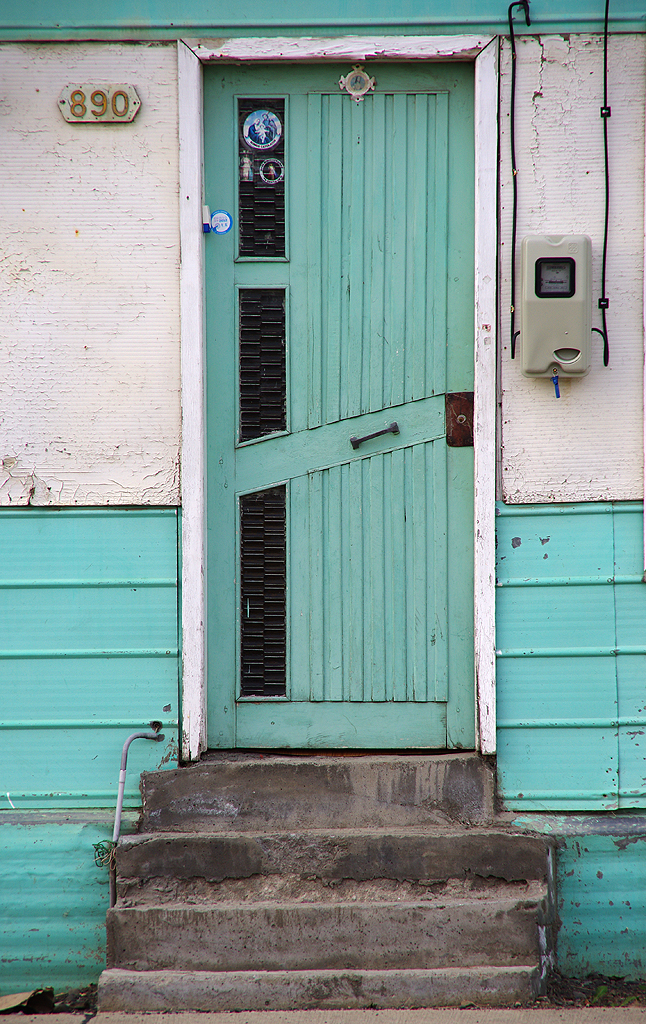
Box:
[0,44,181,506]
[500,35,645,503]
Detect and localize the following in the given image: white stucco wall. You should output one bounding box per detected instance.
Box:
[0,43,180,505]
[2,36,643,507]
[499,34,645,503]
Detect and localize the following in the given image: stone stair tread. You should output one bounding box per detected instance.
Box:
[140,753,496,830]
[107,898,541,973]
[98,965,540,1012]
[116,828,550,885]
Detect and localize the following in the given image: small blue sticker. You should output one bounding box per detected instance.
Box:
[211,210,232,234]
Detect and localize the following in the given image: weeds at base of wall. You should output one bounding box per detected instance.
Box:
[545,972,646,1007]
[53,985,97,1013]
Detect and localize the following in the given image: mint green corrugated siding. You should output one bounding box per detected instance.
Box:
[557,829,646,979]
[1,509,179,810]
[0,812,137,992]
[1,1,644,38]
[496,502,645,812]
[513,813,646,979]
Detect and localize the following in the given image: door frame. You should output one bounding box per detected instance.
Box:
[177,33,498,761]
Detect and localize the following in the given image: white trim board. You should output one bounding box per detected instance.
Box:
[184,35,492,63]
[178,34,498,759]
[473,37,498,755]
[178,40,207,762]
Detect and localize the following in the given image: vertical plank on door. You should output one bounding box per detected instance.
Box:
[431,441,449,700]
[289,475,311,701]
[348,458,366,700]
[305,440,446,704]
[431,92,449,394]
[306,94,323,431]
[308,90,449,429]
[326,464,344,700]
[308,470,324,699]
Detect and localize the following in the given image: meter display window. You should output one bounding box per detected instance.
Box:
[535,257,576,298]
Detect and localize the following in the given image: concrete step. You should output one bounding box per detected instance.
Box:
[100,754,552,1010]
[140,753,495,831]
[107,898,541,973]
[98,965,541,1011]
[116,828,550,903]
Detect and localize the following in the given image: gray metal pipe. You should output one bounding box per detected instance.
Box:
[109,725,165,907]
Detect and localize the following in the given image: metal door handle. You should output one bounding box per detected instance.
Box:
[350,421,399,450]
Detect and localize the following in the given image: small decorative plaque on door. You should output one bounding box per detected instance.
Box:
[339,65,376,102]
[58,85,141,123]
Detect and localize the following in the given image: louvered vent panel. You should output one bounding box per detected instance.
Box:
[239,289,286,442]
[240,486,287,697]
[238,98,285,258]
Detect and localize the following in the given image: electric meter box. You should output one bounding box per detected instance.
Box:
[520,234,592,378]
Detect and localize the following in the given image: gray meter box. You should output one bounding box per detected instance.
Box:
[520,234,592,378]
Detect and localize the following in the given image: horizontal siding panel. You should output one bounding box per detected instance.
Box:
[0,587,177,651]
[612,506,644,577]
[2,658,178,721]
[3,727,177,810]
[496,585,615,653]
[617,655,646,720]
[497,656,617,723]
[619,726,646,807]
[0,508,178,579]
[617,654,646,807]
[497,726,618,811]
[0,509,179,808]
[615,583,646,648]
[496,503,646,812]
[614,510,646,803]
[496,505,614,581]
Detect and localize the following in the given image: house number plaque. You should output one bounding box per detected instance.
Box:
[58,85,141,123]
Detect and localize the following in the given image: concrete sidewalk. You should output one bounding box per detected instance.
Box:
[16,1009,646,1023]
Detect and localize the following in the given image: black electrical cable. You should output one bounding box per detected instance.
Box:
[592,326,609,364]
[508,0,531,359]
[598,0,611,366]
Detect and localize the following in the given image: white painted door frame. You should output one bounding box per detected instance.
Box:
[178,34,498,761]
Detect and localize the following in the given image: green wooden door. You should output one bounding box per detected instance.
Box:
[204,63,475,749]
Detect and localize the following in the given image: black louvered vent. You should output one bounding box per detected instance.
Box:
[238,98,286,257]
[240,486,287,697]
[239,289,286,443]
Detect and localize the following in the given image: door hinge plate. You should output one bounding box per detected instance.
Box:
[445,392,474,447]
